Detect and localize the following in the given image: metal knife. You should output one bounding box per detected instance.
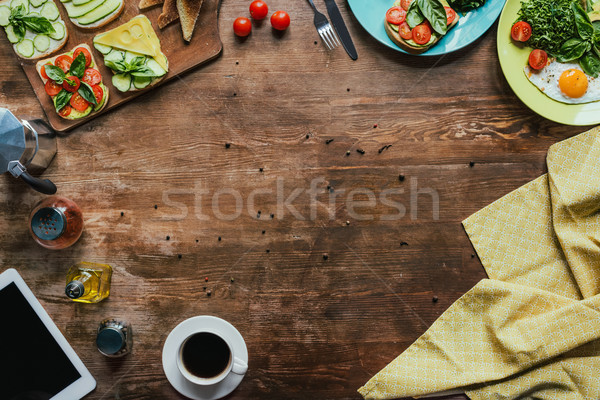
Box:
[323,0,358,60]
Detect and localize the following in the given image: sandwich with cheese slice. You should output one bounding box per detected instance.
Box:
[93,15,169,92]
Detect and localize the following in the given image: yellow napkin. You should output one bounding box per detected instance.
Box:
[358,126,600,400]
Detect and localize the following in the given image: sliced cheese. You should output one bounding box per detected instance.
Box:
[94,15,168,71]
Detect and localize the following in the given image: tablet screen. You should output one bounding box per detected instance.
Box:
[0,282,82,400]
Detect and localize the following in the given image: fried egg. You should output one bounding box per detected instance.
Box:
[524,59,600,104]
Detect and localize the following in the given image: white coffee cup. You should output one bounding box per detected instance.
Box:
[176,329,248,386]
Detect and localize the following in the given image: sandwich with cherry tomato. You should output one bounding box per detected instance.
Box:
[385,0,459,54]
[35,43,108,120]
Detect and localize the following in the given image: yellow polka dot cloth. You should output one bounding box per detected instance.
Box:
[358,126,600,400]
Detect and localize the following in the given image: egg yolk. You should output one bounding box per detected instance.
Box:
[559,69,588,98]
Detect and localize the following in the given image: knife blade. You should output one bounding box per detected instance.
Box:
[323,0,358,60]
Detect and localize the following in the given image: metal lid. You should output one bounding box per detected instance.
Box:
[65,280,85,299]
[0,108,25,174]
[96,327,125,355]
[31,207,66,241]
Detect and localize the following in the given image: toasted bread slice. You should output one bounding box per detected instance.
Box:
[1,0,68,60]
[65,0,125,30]
[384,0,459,54]
[176,0,204,42]
[35,44,109,120]
[158,0,179,29]
[139,0,163,10]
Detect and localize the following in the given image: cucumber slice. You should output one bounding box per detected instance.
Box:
[0,6,11,26]
[123,50,145,64]
[93,41,112,54]
[33,34,50,51]
[48,21,64,40]
[112,73,131,92]
[29,0,46,7]
[103,49,124,63]
[16,38,34,57]
[72,0,93,5]
[5,25,20,43]
[146,58,166,77]
[93,83,107,111]
[133,76,152,89]
[10,0,29,13]
[76,0,120,25]
[40,1,59,20]
[62,0,105,18]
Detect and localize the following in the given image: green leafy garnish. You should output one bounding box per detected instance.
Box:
[44,64,65,84]
[105,55,157,77]
[416,0,447,35]
[78,82,97,106]
[8,4,54,42]
[69,52,87,78]
[447,0,485,12]
[53,89,72,113]
[406,0,425,28]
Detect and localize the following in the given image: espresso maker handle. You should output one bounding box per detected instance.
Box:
[20,171,57,194]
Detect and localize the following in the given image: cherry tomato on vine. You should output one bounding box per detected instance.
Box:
[270,10,290,31]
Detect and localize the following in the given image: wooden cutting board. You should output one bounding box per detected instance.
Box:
[17,0,222,132]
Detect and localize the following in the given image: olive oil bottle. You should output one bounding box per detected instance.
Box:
[65,262,112,303]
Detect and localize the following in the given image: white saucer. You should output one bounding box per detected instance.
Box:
[162,316,248,400]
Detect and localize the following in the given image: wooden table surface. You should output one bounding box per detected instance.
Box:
[0,1,593,399]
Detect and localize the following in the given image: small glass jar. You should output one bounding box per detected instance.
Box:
[29,196,83,250]
[96,318,133,358]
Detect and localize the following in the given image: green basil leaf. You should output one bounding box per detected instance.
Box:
[12,22,25,42]
[130,66,157,77]
[10,4,25,21]
[580,51,600,78]
[594,45,600,59]
[22,16,55,35]
[53,89,72,113]
[78,82,97,106]
[44,64,65,84]
[70,52,86,78]
[104,59,127,73]
[572,2,594,41]
[557,38,589,62]
[406,0,425,28]
[417,0,447,35]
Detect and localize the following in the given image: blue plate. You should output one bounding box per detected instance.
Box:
[347,0,507,56]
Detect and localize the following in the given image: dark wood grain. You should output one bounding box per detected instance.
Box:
[0,0,594,399]
[19,0,222,132]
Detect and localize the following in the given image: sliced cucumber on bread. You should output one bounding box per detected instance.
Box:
[60,0,124,29]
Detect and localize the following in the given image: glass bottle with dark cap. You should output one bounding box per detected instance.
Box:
[65,262,112,303]
[29,196,83,250]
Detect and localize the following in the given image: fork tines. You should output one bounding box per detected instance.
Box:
[319,25,341,50]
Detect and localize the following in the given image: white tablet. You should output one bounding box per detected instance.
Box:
[0,268,96,400]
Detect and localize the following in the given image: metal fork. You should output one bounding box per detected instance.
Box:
[306,0,341,50]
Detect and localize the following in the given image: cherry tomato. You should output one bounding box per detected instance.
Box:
[528,49,548,70]
[233,17,252,37]
[82,68,102,85]
[249,0,268,20]
[73,47,92,67]
[412,23,431,45]
[511,21,532,42]
[386,6,406,25]
[40,62,52,80]
[444,7,456,25]
[400,0,412,10]
[44,80,62,96]
[62,76,80,92]
[270,10,290,31]
[54,55,73,74]
[58,105,72,117]
[399,21,412,40]
[92,85,104,105]
[69,92,89,112]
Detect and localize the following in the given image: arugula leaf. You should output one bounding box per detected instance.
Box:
[53,89,72,113]
[69,52,87,78]
[22,15,55,35]
[417,0,447,35]
[572,2,594,41]
[44,64,65,84]
[580,51,600,77]
[78,82,97,106]
[406,0,425,28]
[557,38,590,62]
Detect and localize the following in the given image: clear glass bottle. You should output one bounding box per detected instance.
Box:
[29,196,83,250]
[96,318,132,358]
[65,262,112,303]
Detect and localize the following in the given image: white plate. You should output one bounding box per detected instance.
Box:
[162,316,248,400]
